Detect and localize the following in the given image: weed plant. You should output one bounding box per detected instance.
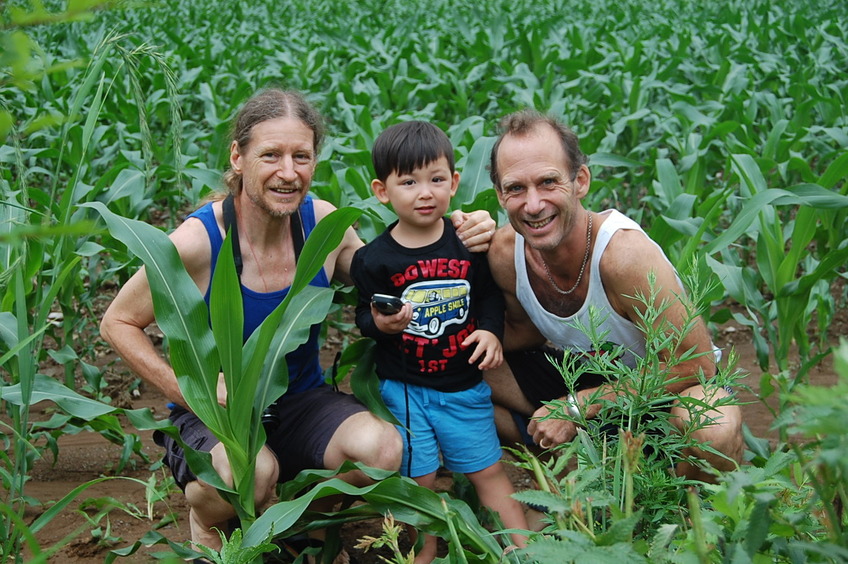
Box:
[1,0,847,561]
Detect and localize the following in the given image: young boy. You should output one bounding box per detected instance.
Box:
[350,121,527,562]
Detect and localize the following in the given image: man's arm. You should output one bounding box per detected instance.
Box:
[602,228,716,390]
[100,218,213,409]
[313,199,365,287]
[323,201,497,286]
[487,225,546,351]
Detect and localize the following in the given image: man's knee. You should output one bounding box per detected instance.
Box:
[359,416,403,471]
[209,442,235,487]
[205,443,279,506]
[255,447,280,505]
[327,412,402,472]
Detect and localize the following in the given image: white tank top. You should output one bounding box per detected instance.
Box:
[514,210,661,368]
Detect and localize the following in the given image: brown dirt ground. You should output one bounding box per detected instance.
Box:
[21,306,844,563]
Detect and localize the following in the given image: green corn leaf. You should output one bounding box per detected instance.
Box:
[210,229,243,440]
[0,315,50,370]
[705,184,848,254]
[654,158,683,207]
[454,135,496,208]
[248,474,500,555]
[819,151,848,192]
[776,205,818,286]
[731,153,768,196]
[0,312,17,351]
[590,153,644,169]
[779,242,848,296]
[241,206,362,417]
[347,338,401,426]
[252,284,334,415]
[1,374,116,419]
[82,202,222,426]
[763,119,789,161]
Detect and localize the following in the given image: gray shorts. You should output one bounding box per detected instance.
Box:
[154,385,369,489]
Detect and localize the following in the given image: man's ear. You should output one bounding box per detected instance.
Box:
[371,179,390,204]
[574,164,591,199]
[229,141,242,173]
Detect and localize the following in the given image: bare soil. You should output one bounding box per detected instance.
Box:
[23,308,843,563]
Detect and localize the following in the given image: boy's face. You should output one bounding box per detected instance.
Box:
[372,156,459,229]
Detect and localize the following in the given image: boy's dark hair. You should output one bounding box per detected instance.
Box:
[372,121,455,182]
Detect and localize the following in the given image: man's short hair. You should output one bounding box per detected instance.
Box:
[372,121,455,183]
[489,109,588,190]
[224,88,324,194]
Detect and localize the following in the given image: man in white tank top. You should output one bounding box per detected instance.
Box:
[484,110,742,481]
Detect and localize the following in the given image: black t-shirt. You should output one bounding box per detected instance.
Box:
[351,218,505,392]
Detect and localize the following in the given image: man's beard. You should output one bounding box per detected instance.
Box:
[249,180,307,218]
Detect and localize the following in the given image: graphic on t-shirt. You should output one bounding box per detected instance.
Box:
[402,280,470,337]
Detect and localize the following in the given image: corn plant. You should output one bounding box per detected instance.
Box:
[83,201,361,544]
[3,0,847,561]
[701,155,848,375]
[0,4,161,561]
[0,321,180,562]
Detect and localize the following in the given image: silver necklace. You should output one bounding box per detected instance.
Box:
[539,213,593,295]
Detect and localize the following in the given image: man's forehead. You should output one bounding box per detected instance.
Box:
[248,116,314,145]
[499,132,568,172]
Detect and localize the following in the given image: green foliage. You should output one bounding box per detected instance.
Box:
[1,0,847,561]
[677,342,848,562]
[85,201,361,531]
[509,275,741,552]
[510,286,848,563]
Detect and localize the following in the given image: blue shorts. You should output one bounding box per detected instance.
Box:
[379,379,502,478]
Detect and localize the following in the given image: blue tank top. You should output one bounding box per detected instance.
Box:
[187,196,330,395]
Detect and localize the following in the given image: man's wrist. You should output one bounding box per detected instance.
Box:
[565,393,581,419]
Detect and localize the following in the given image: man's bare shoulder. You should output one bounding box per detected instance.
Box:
[311,198,338,220]
[490,224,516,264]
[601,226,680,297]
[488,224,517,288]
[169,212,214,277]
[602,227,662,270]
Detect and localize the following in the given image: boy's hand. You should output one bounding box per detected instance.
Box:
[451,210,495,253]
[371,302,413,334]
[462,329,503,370]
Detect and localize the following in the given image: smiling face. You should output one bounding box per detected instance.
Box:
[229,116,316,218]
[495,123,590,252]
[372,155,459,232]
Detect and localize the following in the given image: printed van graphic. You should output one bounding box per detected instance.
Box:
[402,280,470,337]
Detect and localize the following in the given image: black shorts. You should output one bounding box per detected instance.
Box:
[154,386,369,489]
[505,346,610,410]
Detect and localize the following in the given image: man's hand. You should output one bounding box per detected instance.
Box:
[463,329,503,370]
[372,302,413,334]
[527,403,578,448]
[451,210,495,253]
